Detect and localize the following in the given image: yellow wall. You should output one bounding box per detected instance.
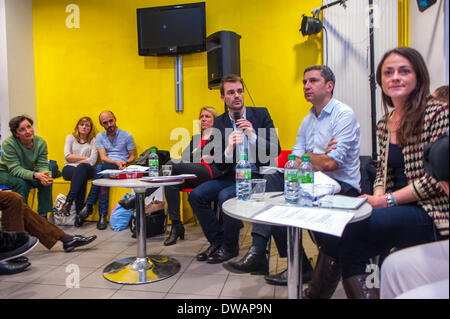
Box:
[32,0,322,165]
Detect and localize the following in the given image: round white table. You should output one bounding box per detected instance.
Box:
[93,178,183,285]
[222,192,372,299]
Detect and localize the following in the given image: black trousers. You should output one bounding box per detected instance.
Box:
[61,163,95,212]
[164,161,220,223]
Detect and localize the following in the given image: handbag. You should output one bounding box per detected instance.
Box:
[135,147,171,166]
[129,200,167,238]
[49,193,76,226]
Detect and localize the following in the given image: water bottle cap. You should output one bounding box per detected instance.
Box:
[151,149,157,153]
[288,154,296,161]
[240,154,248,160]
[301,155,310,162]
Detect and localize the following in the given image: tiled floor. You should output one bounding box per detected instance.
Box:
[0,220,347,299]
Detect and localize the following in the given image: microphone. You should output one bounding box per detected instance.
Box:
[233,112,241,131]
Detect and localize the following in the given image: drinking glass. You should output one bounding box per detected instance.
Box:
[161,165,172,176]
[251,179,267,201]
[314,184,334,207]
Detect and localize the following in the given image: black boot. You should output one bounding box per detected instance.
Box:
[97,215,107,230]
[79,204,93,219]
[222,246,268,275]
[74,214,84,228]
[164,223,185,246]
[303,251,341,299]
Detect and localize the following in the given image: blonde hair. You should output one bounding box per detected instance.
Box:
[73,116,96,143]
[199,106,219,119]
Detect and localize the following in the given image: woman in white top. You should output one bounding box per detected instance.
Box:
[61,117,97,227]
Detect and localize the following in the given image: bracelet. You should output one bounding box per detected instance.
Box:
[391,193,398,206]
[384,193,397,207]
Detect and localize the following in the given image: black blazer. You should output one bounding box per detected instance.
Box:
[208,106,281,175]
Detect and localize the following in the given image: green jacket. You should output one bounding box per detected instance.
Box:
[0,135,49,181]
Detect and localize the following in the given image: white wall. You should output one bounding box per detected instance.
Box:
[0,0,36,147]
[0,0,10,148]
[410,0,449,91]
[323,0,398,157]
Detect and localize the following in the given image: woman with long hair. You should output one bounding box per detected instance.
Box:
[337,47,449,298]
[61,116,97,227]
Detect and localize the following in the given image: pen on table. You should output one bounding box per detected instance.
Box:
[270,193,284,198]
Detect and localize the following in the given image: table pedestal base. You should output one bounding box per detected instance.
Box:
[103,255,180,285]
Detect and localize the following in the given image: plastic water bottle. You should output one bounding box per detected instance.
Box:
[48,160,52,178]
[299,155,314,206]
[284,154,300,204]
[148,149,159,177]
[236,154,252,200]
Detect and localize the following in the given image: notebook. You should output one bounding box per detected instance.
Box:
[322,195,368,210]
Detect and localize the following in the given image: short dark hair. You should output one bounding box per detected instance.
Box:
[220,74,244,96]
[304,65,335,85]
[304,65,336,94]
[9,115,34,135]
[433,85,449,103]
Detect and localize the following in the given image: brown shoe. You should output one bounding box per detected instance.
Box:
[196,245,220,262]
[342,274,380,299]
[303,251,341,299]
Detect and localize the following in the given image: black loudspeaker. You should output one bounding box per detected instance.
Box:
[207,31,241,89]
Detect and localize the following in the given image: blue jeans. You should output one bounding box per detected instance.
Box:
[339,204,440,279]
[188,176,241,250]
[85,162,117,216]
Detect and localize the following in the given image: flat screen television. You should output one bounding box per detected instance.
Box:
[137,2,206,56]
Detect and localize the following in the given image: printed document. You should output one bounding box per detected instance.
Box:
[252,205,355,237]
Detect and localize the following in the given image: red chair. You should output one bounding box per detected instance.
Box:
[276,150,292,168]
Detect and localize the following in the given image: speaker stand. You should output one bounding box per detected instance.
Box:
[175,54,183,112]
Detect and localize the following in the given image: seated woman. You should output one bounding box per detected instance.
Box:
[335,47,448,298]
[61,116,98,227]
[163,106,227,246]
[0,191,97,253]
[0,115,53,218]
[120,107,226,245]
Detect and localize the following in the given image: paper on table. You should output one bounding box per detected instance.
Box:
[141,174,197,181]
[251,205,355,237]
[98,165,149,175]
